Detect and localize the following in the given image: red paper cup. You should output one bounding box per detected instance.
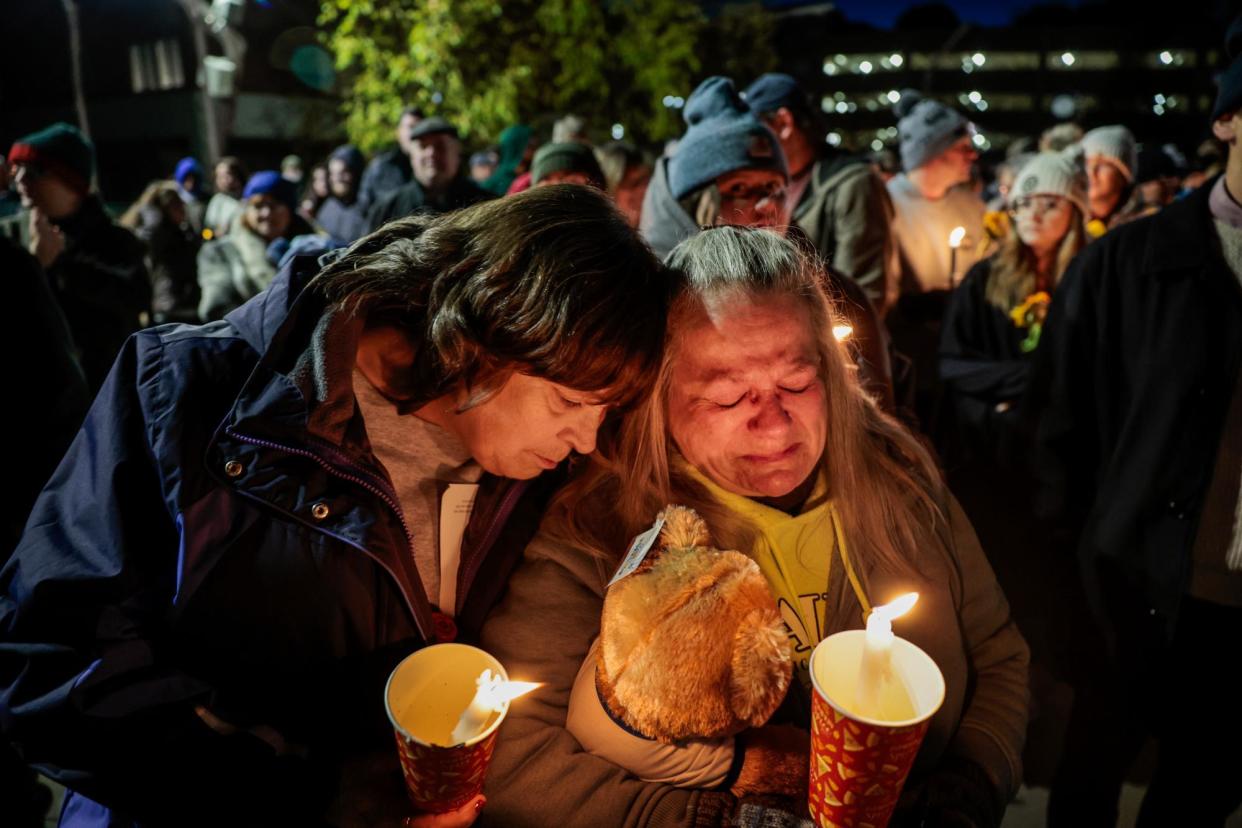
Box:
[385,643,511,814]
[807,630,946,828]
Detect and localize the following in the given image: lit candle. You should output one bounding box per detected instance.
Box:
[451,668,541,744]
[855,593,918,719]
[948,226,966,288]
[832,323,854,342]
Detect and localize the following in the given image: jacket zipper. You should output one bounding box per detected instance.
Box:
[224,428,437,640]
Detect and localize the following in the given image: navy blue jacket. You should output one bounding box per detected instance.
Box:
[0,255,558,825]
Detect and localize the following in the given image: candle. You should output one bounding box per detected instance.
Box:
[855,593,918,719]
[948,226,966,288]
[832,323,854,342]
[451,668,541,744]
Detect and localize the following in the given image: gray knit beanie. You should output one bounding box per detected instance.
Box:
[668,76,787,200]
[893,90,973,172]
[1080,125,1138,182]
[1009,150,1089,217]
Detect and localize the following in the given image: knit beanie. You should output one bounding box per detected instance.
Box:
[329,144,366,176]
[1079,125,1138,183]
[1009,151,1089,217]
[174,156,202,185]
[242,170,298,210]
[1213,15,1242,121]
[742,72,805,115]
[893,90,973,172]
[7,122,94,195]
[668,76,787,200]
[530,142,604,187]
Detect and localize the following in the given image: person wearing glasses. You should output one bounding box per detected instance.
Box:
[937,152,1089,720]
[639,76,789,260]
[639,76,894,412]
[939,151,1088,454]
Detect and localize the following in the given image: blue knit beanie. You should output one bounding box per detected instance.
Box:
[668,76,787,200]
[174,156,202,185]
[242,170,298,210]
[893,90,973,172]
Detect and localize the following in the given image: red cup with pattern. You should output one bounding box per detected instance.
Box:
[807,630,946,828]
[384,643,510,814]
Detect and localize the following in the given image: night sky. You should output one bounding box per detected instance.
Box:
[826,0,1084,29]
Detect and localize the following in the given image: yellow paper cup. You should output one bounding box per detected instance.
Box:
[385,643,511,814]
[807,630,946,828]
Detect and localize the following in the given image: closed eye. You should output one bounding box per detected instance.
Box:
[709,394,746,409]
[779,384,813,394]
[558,394,584,409]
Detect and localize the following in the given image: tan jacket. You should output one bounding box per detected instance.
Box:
[478,494,1028,826]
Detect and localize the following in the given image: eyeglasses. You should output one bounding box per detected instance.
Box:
[719,180,787,209]
[1010,196,1068,216]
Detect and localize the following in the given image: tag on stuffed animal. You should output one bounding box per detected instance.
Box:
[607,515,666,587]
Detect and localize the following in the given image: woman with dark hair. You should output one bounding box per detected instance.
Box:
[0,185,669,828]
[479,226,1029,827]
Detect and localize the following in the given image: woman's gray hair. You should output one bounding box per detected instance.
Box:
[663,226,820,306]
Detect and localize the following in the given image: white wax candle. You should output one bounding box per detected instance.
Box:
[855,593,918,719]
[451,669,499,744]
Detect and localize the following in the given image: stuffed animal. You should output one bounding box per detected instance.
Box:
[596,505,808,798]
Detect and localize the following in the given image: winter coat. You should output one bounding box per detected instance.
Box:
[1,237,88,555]
[366,176,493,232]
[477,489,1028,827]
[794,154,900,314]
[939,257,1031,455]
[196,212,314,322]
[0,255,561,827]
[638,157,700,260]
[45,195,151,393]
[316,196,371,245]
[133,205,201,324]
[1025,177,1242,627]
[357,147,412,214]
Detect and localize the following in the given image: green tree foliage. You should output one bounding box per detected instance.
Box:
[698,3,778,88]
[319,0,708,150]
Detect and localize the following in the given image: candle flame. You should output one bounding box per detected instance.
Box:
[872,592,919,624]
[949,226,966,248]
[475,669,541,711]
[832,324,854,341]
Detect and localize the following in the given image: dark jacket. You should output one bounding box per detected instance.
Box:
[1,237,89,555]
[793,153,899,314]
[47,196,151,393]
[356,147,411,213]
[0,256,561,826]
[133,205,202,324]
[940,257,1030,454]
[1025,178,1242,627]
[367,176,492,232]
[315,195,371,245]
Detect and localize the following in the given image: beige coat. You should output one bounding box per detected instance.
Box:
[478,494,1028,826]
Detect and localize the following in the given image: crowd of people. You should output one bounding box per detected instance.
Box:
[2,19,1241,828]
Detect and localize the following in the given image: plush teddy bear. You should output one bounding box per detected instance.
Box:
[596,505,809,798]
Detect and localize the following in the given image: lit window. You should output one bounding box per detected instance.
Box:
[129,39,185,94]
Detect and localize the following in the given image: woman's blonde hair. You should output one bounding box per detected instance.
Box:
[544,226,944,580]
[985,202,1086,310]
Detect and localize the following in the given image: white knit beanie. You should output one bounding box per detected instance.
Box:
[1080,125,1138,182]
[1009,151,1089,218]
